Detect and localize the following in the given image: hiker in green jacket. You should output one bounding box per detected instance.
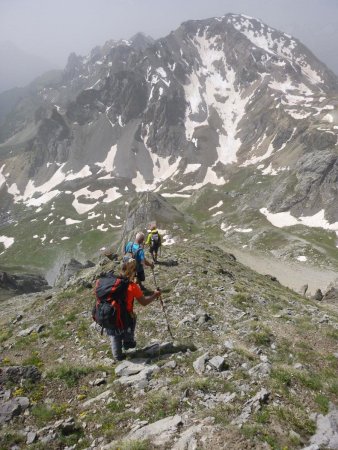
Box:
[146,225,162,263]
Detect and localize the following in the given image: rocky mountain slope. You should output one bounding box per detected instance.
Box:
[0,14,337,286]
[0,230,338,449]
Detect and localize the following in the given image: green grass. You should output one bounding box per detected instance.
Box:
[314,394,330,414]
[249,328,272,347]
[22,351,44,368]
[0,329,12,343]
[231,292,252,310]
[271,368,293,389]
[140,392,180,422]
[46,365,94,387]
[273,405,316,436]
[31,402,68,425]
[110,440,151,450]
[0,431,25,449]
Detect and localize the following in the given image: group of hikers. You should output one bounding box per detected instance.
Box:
[93,225,164,361]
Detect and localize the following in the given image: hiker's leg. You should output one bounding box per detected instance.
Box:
[123,318,137,349]
[137,269,146,290]
[109,334,124,361]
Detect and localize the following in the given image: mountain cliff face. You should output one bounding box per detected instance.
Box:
[0,14,337,275]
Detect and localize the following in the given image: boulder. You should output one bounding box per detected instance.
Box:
[0,271,49,295]
[126,415,183,446]
[54,259,95,287]
[0,365,41,384]
[0,397,30,424]
[323,287,338,302]
[308,403,338,449]
[193,353,209,375]
[313,289,323,301]
[208,356,227,372]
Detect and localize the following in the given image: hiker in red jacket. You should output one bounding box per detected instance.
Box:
[107,258,161,361]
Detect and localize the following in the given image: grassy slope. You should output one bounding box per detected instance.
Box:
[0,239,337,449]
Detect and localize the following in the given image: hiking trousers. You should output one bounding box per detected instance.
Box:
[108,319,136,361]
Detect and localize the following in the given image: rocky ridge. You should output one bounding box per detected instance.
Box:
[0,233,338,449]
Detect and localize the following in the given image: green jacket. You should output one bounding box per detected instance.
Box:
[146,229,161,246]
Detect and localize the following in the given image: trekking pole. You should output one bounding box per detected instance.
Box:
[151,268,174,339]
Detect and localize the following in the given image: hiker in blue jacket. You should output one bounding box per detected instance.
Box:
[124,232,154,290]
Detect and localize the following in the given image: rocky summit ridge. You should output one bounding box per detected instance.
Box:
[0,234,338,449]
[0,13,337,280]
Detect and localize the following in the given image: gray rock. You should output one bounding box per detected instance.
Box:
[224,340,234,350]
[163,360,177,369]
[323,287,338,302]
[0,271,50,296]
[313,289,323,301]
[232,389,270,426]
[115,365,158,388]
[127,415,183,446]
[193,352,209,375]
[115,360,149,377]
[18,324,45,337]
[0,397,30,424]
[172,424,202,450]
[308,403,338,449]
[54,259,95,287]
[91,378,106,387]
[26,431,37,444]
[81,389,112,409]
[248,362,271,378]
[0,366,41,384]
[209,356,226,372]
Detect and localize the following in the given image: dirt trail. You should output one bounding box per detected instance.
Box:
[220,245,338,295]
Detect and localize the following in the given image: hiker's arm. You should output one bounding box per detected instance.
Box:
[136,290,161,306]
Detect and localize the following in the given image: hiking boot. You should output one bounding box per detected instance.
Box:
[123,341,136,350]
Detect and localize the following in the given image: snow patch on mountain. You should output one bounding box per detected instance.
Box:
[179,167,226,192]
[0,165,6,189]
[261,164,290,176]
[0,236,14,249]
[184,32,252,165]
[260,208,338,234]
[184,164,201,175]
[4,163,93,208]
[102,187,122,203]
[96,145,118,173]
[161,193,191,198]
[26,190,61,207]
[72,186,104,214]
[66,218,82,225]
[230,15,322,85]
[209,201,223,211]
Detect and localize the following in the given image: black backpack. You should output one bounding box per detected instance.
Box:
[151,231,161,248]
[92,273,131,334]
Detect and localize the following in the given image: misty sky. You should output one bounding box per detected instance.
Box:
[1,0,337,74]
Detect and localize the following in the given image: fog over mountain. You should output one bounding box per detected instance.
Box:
[0,41,54,93]
[0,0,337,93]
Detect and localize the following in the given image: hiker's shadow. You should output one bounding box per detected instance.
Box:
[155,259,178,267]
[126,342,197,361]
